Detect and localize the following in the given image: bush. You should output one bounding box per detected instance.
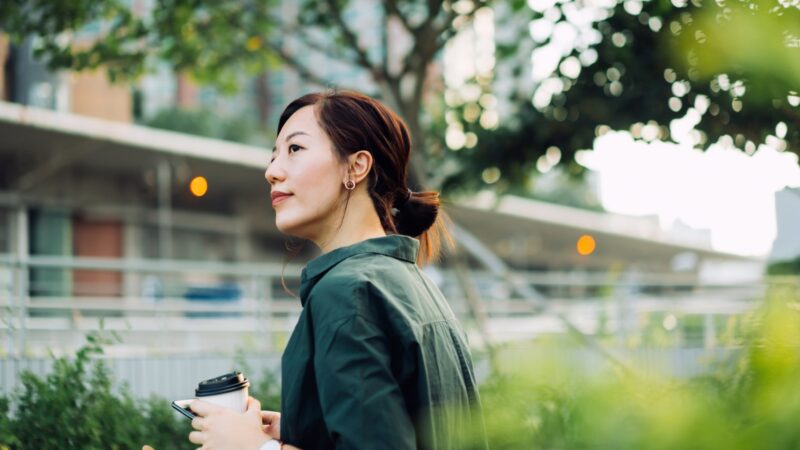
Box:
[767,257,800,275]
[471,282,800,450]
[0,331,194,450]
[0,331,285,450]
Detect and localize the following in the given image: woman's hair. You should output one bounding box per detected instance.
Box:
[277,89,452,265]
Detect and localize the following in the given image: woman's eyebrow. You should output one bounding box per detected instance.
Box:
[284,131,310,142]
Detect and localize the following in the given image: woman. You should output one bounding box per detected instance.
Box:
[186,90,487,450]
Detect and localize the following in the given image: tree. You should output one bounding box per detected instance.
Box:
[441,0,800,192]
[2,0,797,193]
[0,0,492,189]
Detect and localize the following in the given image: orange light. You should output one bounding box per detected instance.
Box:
[190,176,208,197]
[577,234,596,256]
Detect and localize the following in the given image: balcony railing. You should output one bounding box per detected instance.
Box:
[0,253,776,359]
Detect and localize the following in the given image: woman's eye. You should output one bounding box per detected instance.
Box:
[288,144,302,153]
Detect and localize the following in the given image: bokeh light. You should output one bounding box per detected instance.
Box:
[190,176,208,197]
[482,167,501,184]
[663,314,678,330]
[576,234,596,256]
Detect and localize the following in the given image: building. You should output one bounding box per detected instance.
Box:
[0,100,765,356]
[770,187,800,263]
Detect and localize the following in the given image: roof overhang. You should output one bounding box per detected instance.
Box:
[0,101,761,269]
[0,100,269,169]
[447,195,761,270]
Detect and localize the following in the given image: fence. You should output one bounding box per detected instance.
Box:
[0,346,746,401]
[0,253,776,399]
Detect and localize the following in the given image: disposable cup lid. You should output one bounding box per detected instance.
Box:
[195,371,250,397]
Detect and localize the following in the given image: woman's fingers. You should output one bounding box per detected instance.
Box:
[260,410,279,424]
[142,446,154,450]
[188,430,206,445]
[246,396,262,412]
[189,399,220,418]
[191,416,205,431]
[260,410,281,440]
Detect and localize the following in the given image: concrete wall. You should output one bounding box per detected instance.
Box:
[69,69,132,122]
[0,34,8,101]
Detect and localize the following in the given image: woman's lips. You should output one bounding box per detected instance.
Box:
[271,193,292,206]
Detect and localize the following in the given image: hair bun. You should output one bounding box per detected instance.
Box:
[395,191,439,237]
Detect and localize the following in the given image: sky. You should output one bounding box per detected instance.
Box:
[579,129,800,257]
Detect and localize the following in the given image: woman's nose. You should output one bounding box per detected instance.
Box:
[265,158,284,185]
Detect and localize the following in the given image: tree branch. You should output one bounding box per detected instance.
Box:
[426,0,444,28]
[381,4,390,78]
[396,0,455,81]
[323,0,382,80]
[261,12,372,89]
[284,22,362,69]
[265,39,336,89]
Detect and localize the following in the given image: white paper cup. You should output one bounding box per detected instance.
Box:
[194,371,250,413]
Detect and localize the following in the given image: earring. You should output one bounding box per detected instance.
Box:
[344,179,356,190]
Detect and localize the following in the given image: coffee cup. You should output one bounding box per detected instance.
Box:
[195,371,250,412]
[172,371,250,419]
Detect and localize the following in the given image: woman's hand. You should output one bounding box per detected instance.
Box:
[189,396,271,450]
[260,409,282,440]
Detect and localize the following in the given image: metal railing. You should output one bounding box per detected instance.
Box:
[1,253,791,400]
[1,254,308,357]
[0,253,774,357]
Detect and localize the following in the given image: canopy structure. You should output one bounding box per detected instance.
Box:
[0,100,761,273]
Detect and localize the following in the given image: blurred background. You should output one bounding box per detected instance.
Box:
[0,0,799,448]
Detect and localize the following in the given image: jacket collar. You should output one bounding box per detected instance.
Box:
[299,235,419,304]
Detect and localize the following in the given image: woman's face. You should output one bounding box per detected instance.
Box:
[265,105,347,240]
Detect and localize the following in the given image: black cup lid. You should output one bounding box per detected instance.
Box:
[195,371,250,397]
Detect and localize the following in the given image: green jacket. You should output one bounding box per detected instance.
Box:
[280,235,488,450]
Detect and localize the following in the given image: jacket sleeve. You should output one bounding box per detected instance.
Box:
[313,313,416,450]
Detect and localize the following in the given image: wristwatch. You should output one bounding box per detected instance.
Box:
[259,439,282,450]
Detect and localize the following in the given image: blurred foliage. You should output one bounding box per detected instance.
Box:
[675,0,800,101]
[144,107,267,145]
[456,280,800,449]
[0,0,280,92]
[0,329,195,450]
[0,329,284,449]
[2,283,800,449]
[442,0,800,193]
[768,256,800,275]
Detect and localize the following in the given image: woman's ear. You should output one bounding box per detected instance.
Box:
[346,150,373,185]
